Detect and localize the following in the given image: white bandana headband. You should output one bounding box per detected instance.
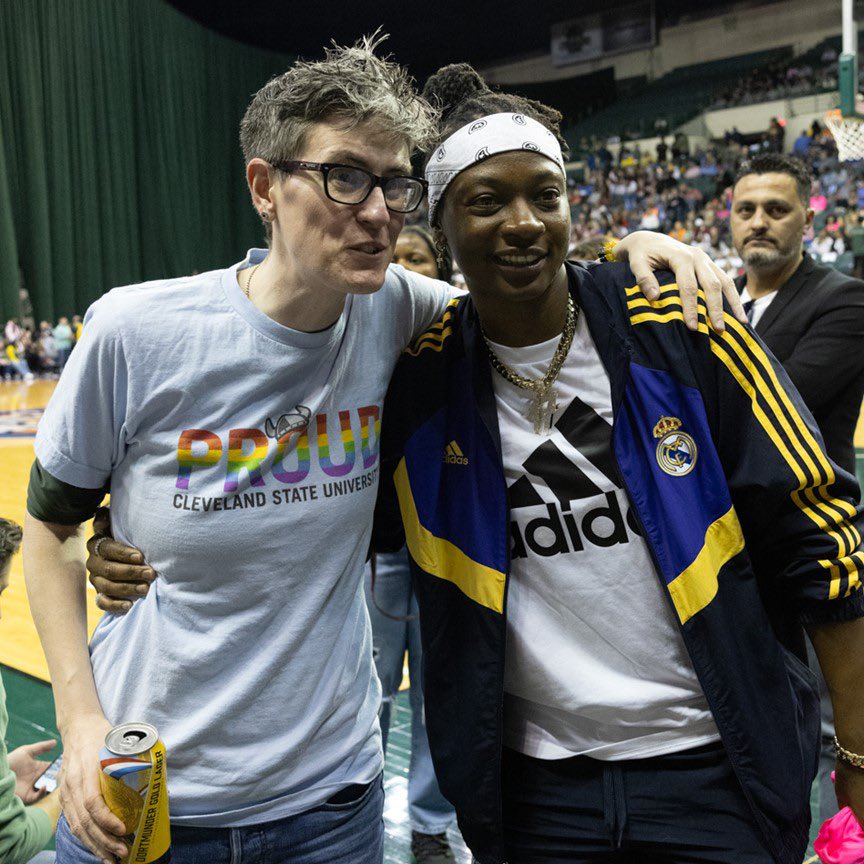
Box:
[426,112,565,224]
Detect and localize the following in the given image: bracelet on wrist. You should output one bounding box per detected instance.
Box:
[834,736,864,770]
[598,238,619,263]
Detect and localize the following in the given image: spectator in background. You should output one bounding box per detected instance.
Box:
[0,517,60,863]
[731,153,864,475]
[731,154,864,826]
[4,320,21,345]
[671,130,689,163]
[20,332,43,379]
[71,316,83,345]
[810,188,828,213]
[52,319,73,372]
[3,341,33,382]
[668,220,690,243]
[37,325,57,377]
[847,210,864,278]
[811,226,844,263]
[793,129,811,156]
[766,117,785,153]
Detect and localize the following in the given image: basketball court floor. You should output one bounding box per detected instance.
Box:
[3,378,862,862]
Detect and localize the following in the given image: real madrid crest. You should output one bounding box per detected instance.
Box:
[653,416,697,476]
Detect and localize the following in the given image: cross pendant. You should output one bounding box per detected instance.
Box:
[528,386,558,435]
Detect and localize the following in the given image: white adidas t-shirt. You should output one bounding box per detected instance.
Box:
[490,312,720,761]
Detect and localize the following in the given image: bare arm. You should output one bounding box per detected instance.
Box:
[808,617,864,825]
[22,514,127,859]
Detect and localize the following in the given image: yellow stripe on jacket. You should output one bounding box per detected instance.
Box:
[667,506,746,624]
[393,459,506,613]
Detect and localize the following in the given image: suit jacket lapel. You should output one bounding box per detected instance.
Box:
[754,254,814,336]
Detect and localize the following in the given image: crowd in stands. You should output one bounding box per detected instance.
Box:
[566,118,864,277]
[2,316,82,382]
[711,43,843,108]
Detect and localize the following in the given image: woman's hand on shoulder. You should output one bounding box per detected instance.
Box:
[613,231,747,333]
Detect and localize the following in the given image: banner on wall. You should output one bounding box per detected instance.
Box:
[551,1,655,67]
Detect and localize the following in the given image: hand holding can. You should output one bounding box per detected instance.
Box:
[58,716,130,861]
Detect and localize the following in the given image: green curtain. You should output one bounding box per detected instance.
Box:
[0,0,294,323]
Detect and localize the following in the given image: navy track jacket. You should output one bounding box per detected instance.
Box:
[373,261,864,864]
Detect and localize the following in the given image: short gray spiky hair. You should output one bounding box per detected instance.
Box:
[240,33,437,169]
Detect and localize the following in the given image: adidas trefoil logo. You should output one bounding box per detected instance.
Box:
[443,440,469,466]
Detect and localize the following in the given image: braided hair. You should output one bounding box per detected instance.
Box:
[422,63,569,164]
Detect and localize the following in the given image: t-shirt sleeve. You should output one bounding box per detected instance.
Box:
[385,265,462,347]
[26,459,109,525]
[33,295,129,490]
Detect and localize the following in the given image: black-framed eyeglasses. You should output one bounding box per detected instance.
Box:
[270,160,427,213]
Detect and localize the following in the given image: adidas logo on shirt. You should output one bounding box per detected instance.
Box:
[443,440,469,465]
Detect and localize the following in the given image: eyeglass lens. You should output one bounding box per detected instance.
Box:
[326,166,423,212]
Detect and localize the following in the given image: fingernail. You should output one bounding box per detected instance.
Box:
[132,553,143,563]
[121,602,132,611]
[136,584,149,595]
[144,568,156,580]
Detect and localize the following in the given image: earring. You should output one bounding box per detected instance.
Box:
[259,210,271,222]
[434,236,448,270]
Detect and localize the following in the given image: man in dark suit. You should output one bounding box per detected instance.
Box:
[731,153,864,477]
[731,153,864,824]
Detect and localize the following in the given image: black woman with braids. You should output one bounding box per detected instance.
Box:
[371,64,864,864]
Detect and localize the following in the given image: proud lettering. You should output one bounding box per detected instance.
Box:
[175,405,381,492]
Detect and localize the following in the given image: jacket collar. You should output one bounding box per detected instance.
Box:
[734,252,814,334]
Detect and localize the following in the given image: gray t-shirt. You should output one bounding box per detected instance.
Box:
[34,249,452,826]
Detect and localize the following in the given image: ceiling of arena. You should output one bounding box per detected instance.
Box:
[166,0,737,81]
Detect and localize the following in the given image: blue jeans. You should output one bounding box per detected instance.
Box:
[365,551,455,835]
[55,774,384,864]
[502,743,776,862]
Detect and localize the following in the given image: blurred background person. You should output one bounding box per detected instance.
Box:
[51,319,73,373]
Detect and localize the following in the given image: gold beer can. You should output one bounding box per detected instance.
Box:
[99,722,170,864]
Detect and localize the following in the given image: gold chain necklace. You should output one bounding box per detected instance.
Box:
[483,294,578,436]
[243,263,260,299]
